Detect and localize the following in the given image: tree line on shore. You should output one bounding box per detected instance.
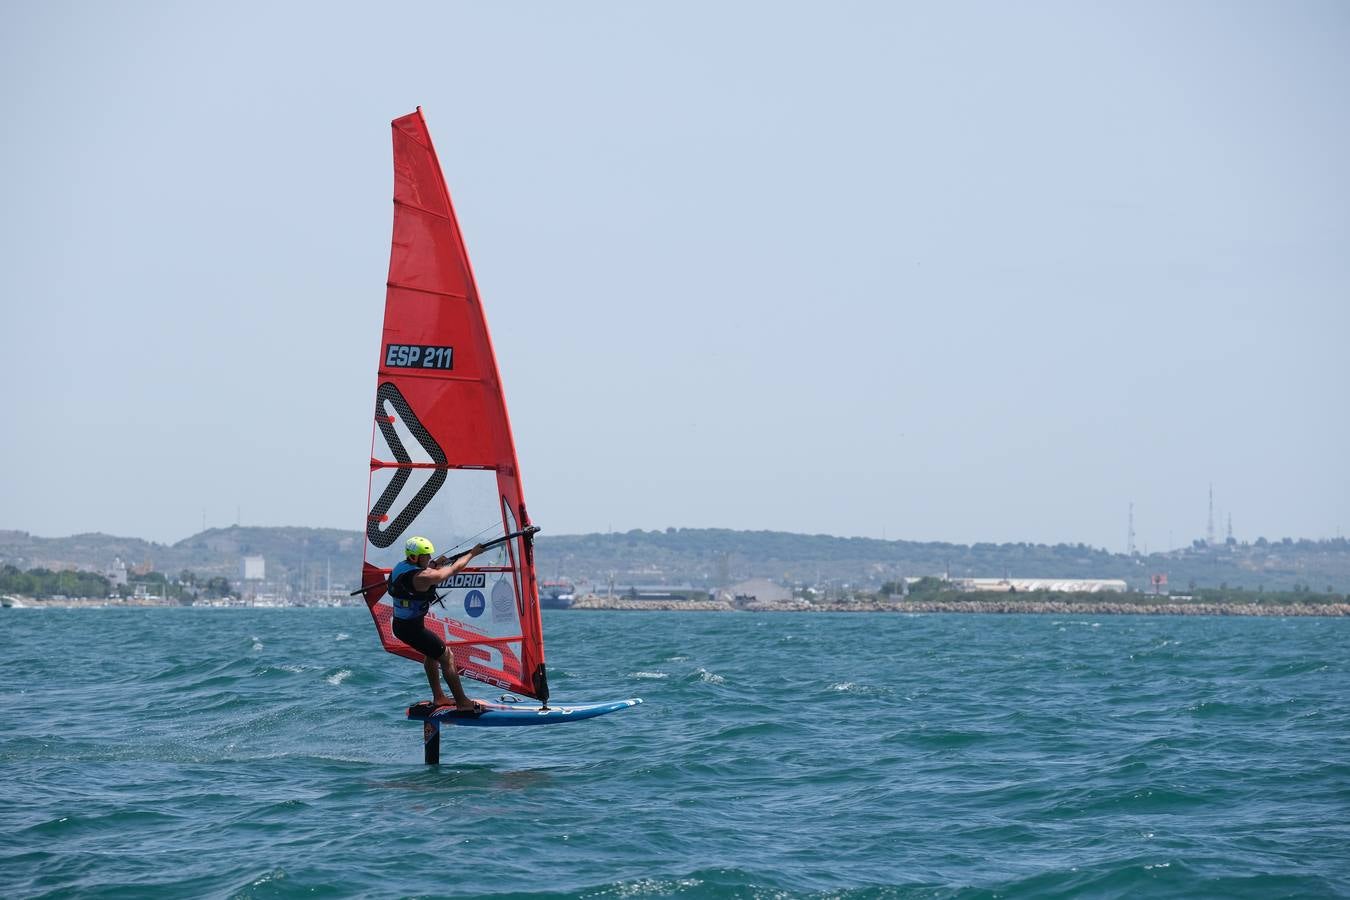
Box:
[0,565,232,601]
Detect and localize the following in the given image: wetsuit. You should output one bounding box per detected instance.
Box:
[387,560,445,660]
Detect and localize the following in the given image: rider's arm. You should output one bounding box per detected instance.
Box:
[410,544,486,591]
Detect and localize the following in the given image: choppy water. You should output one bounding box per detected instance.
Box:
[1,608,1347,898]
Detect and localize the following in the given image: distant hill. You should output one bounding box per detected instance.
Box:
[541,529,1350,593]
[0,527,360,586]
[2,526,1346,593]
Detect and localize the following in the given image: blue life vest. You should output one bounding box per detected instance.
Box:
[387,560,438,619]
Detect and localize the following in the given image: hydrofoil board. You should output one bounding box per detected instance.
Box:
[407,697,642,727]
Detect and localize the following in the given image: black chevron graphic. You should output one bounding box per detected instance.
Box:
[367,382,448,549]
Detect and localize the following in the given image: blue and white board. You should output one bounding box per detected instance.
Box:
[407,697,642,728]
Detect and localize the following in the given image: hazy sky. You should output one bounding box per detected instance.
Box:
[2,2,1346,552]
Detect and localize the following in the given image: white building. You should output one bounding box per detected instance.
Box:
[242,556,265,581]
[956,578,1127,594]
[105,557,128,588]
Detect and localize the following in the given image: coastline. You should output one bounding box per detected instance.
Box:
[566,596,1350,617]
[0,597,345,610]
[7,596,1347,617]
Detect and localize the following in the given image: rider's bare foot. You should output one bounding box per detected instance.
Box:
[431,695,455,709]
[456,698,484,713]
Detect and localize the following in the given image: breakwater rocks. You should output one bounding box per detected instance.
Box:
[569,597,734,612]
[568,595,1350,616]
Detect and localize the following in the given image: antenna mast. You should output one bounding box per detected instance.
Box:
[1128,502,1136,556]
[1207,483,1215,546]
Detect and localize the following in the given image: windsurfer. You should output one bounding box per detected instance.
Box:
[388,536,487,712]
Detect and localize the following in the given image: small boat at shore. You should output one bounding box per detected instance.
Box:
[539,579,576,609]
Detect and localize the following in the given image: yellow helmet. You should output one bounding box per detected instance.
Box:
[405,536,435,559]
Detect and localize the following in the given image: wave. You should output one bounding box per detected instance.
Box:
[3,606,1346,899]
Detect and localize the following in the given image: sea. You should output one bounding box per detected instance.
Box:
[1,608,1347,899]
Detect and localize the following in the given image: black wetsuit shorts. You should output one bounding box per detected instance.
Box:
[391,615,445,660]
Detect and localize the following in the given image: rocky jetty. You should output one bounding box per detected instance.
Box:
[568,595,734,612]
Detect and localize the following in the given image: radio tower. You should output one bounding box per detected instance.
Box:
[1207,483,1216,546]
[1127,502,1136,556]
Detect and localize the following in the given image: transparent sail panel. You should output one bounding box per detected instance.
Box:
[364,466,526,689]
[366,468,508,569]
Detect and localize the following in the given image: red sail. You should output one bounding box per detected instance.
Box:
[360,108,547,702]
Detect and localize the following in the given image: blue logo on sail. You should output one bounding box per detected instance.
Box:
[464,590,486,618]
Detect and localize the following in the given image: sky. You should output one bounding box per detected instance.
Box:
[1,1,1346,552]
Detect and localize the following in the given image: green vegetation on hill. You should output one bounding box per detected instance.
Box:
[0,564,236,603]
[1,564,111,599]
[0,526,361,595]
